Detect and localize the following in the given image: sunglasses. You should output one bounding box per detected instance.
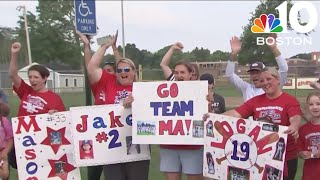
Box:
[116,67,131,73]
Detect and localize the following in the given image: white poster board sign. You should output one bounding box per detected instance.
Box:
[70,104,150,166]
[132,81,208,145]
[12,112,81,180]
[204,114,287,180]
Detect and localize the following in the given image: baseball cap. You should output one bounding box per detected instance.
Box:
[82,140,91,145]
[200,73,215,85]
[247,62,266,72]
[105,61,115,65]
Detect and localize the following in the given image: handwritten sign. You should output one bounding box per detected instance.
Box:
[132,81,207,145]
[70,104,150,166]
[204,114,287,180]
[11,112,81,180]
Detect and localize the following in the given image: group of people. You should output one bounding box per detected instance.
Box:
[0,30,319,180]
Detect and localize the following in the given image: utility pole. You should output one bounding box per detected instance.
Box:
[121,0,126,58]
[17,5,32,65]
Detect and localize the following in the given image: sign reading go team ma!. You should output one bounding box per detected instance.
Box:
[132,81,208,145]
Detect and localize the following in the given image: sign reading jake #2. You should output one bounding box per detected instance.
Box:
[132,81,208,145]
[70,104,150,166]
[12,112,81,180]
[74,0,97,35]
[204,114,288,180]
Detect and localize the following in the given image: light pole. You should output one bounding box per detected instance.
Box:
[121,0,126,58]
[17,5,32,65]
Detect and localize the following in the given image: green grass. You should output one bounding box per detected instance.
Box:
[8,145,305,180]
[138,132,155,135]
[6,88,307,180]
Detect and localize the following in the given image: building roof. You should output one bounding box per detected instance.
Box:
[18,62,55,72]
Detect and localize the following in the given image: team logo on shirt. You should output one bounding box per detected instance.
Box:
[307,133,320,153]
[22,95,48,113]
[114,90,129,104]
[98,91,106,102]
[257,108,281,123]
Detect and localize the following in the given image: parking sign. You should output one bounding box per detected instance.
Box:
[74,0,97,35]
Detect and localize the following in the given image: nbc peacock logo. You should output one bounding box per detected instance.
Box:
[251,14,283,33]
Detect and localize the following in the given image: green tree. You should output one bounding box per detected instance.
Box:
[0,26,22,64]
[190,47,211,62]
[16,0,82,68]
[210,50,229,62]
[290,53,311,60]
[239,0,301,65]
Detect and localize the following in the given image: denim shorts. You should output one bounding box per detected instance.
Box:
[160,147,203,175]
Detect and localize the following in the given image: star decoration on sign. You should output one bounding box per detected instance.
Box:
[48,154,76,180]
[40,127,71,154]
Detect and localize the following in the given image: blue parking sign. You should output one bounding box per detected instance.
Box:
[74,0,97,35]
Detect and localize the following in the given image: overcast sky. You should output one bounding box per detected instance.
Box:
[1,1,320,59]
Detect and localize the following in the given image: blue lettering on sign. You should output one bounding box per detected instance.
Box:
[126,114,132,126]
[26,162,38,175]
[74,0,97,35]
[150,101,193,116]
[108,130,121,149]
[231,140,250,161]
[22,136,37,147]
[93,117,107,129]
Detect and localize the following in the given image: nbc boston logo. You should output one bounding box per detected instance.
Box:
[251,1,318,46]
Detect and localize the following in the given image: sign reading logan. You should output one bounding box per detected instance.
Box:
[252,1,318,46]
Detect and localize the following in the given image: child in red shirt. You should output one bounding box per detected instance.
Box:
[297,92,320,180]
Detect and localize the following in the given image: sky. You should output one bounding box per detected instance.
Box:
[1,1,320,59]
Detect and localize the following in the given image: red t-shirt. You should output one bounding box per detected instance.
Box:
[91,70,132,105]
[13,80,65,117]
[235,92,302,160]
[297,122,320,180]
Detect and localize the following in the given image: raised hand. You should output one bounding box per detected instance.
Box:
[11,42,21,54]
[267,33,278,50]
[76,31,90,45]
[230,36,241,55]
[112,30,118,47]
[171,42,184,51]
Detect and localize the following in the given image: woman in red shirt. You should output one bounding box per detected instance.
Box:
[87,36,149,180]
[159,42,205,180]
[297,91,320,180]
[8,42,65,178]
[9,42,65,116]
[223,67,301,180]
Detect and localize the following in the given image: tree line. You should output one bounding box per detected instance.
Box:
[0,0,312,70]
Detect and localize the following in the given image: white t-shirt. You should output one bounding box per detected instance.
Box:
[225,55,288,102]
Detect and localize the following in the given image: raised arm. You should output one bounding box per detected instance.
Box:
[267,34,288,87]
[77,31,91,67]
[87,42,112,84]
[111,30,122,63]
[9,42,22,89]
[160,42,183,79]
[226,36,250,91]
